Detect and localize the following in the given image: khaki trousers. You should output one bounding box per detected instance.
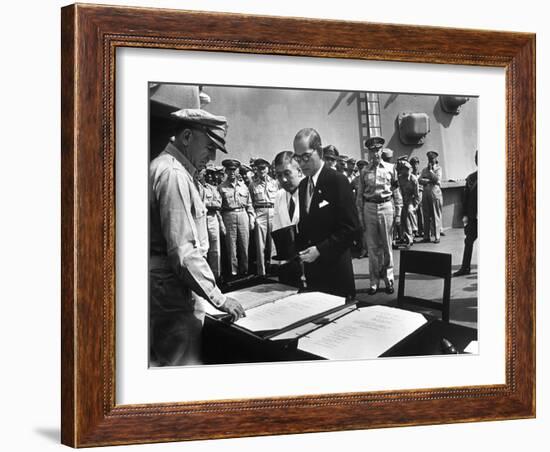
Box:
[422,186,442,240]
[254,207,274,276]
[222,210,250,275]
[400,203,417,244]
[364,201,394,287]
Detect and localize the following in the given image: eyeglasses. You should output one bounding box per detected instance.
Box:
[293,150,315,163]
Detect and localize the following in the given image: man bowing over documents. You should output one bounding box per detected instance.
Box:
[293,128,360,298]
[271,150,304,287]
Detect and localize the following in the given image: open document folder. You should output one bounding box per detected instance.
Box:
[203,283,346,332]
[297,305,428,360]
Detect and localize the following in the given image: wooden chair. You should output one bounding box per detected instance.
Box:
[397,250,452,322]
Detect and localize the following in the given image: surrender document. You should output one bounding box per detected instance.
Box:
[298,305,427,360]
[234,292,345,332]
[202,283,298,315]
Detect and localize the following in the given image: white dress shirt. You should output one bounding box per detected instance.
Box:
[273,188,300,231]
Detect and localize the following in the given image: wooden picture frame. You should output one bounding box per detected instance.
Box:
[61,3,535,447]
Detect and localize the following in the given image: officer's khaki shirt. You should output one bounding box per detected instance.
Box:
[218,179,255,219]
[202,183,223,211]
[149,142,225,307]
[419,164,443,199]
[420,164,442,184]
[356,160,398,219]
[248,175,278,207]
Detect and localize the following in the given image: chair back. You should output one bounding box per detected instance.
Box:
[398,250,452,322]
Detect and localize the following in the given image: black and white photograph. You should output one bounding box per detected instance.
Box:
[148,83,479,367]
[2,0,544,449]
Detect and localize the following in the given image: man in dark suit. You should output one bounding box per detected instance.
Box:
[453,150,478,276]
[293,128,360,298]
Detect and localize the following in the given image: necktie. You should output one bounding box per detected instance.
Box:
[288,193,296,220]
[306,177,314,213]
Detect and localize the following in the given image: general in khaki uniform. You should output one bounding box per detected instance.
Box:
[149,109,245,367]
[419,150,443,243]
[200,169,225,279]
[218,159,255,276]
[357,136,398,294]
[248,158,278,276]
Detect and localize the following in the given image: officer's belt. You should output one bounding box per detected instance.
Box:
[222,207,244,212]
[363,195,391,204]
[254,203,274,209]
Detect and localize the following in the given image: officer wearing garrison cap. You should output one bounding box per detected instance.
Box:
[419,150,443,243]
[356,136,398,295]
[248,158,278,276]
[149,108,245,367]
[218,159,255,276]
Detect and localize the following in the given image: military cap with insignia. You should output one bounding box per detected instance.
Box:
[254,158,270,167]
[239,164,252,177]
[365,135,385,149]
[356,159,368,168]
[222,159,241,169]
[427,150,439,158]
[170,108,228,153]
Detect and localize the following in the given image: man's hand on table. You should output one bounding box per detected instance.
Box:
[219,297,246,322]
